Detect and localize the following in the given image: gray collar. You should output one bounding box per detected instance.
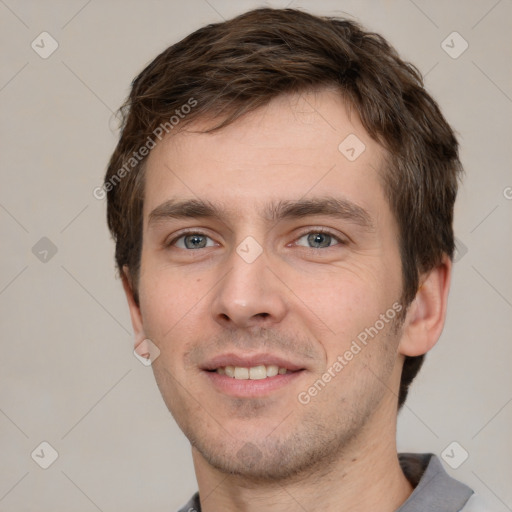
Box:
[397,453,473,511]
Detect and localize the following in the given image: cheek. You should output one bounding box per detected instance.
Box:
[286,264,395,346]
[138,266,205,344]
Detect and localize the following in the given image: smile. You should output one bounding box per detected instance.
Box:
[214,365,292,379]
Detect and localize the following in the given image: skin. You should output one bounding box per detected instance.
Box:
[122,89,452,511]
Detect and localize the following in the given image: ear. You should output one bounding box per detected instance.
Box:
[399,255,452,357]
[121,266,147,351]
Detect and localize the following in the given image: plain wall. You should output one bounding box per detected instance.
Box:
[1,0,511,510]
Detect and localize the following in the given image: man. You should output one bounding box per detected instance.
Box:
[103,8,491,511]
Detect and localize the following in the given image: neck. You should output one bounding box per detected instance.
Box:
[191,402,413,512]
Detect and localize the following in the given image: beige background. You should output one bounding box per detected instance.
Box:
[1,0,511,510]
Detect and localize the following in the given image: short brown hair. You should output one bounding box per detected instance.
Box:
[104,8,462,409]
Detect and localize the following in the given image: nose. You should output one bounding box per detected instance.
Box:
[211,246,288,330]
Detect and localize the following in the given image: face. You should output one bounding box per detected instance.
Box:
[128,89,407,481]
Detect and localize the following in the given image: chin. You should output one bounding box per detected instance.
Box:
[190,419,356,483]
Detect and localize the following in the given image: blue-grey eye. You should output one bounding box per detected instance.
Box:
[296,232,339,249]
[175,234,215,249]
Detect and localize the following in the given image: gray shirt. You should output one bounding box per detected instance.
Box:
[177,453,486,511]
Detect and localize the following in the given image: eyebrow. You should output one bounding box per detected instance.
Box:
[148,196,374,230]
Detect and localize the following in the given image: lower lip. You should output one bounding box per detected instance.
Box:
[203,370,304,398]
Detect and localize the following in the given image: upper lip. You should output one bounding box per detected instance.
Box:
[201,353,305,372]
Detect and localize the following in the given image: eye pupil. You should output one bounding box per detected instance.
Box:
[185,234,207,249]
[307,233,331,248]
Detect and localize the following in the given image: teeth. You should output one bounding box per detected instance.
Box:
[234,367,249,379]
[249,365,266,380]
[217,364,289,379]
[266,365,279,377]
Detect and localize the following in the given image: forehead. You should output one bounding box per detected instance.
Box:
[142,89,389,223]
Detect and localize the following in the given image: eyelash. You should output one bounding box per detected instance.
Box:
[166,228,346,249]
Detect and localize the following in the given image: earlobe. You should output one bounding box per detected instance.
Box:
[399,255,452,357]
[121,266,146,345]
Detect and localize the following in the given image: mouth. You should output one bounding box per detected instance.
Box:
[201,354,306,397]
[207,364,295,379]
